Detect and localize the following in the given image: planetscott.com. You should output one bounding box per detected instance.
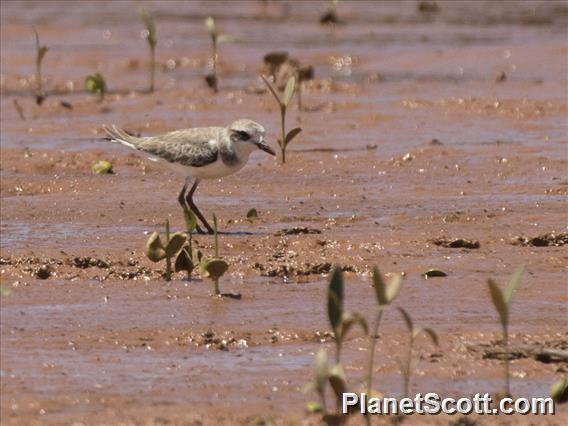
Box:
[342,393,556,415]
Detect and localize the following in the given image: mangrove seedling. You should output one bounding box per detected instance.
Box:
[13,99,25,120]
[91,160,113,174]
[139,8,157,93]
[145,219,187,281]
[366,268,402,401]
[261,75,302,164]
[550,378,568,403]
[33,27,48,105]
[397,307,438,398]
[320,0,341,25]
[199,214,229,295]
[306,348,329,414]
[85,73,107,100]
[308,353,360,422]
[175,208,199,280]
[296,65,314,111]
[263,51,289,81]
[204,17,236,92]
[487,266,523,397]
[246,208,258,220]
[327,267,368,363]
[306,348,353,420]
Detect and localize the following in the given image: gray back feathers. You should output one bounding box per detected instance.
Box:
[103,125,222,167]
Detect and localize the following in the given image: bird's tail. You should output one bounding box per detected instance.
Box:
[102,124,142,150]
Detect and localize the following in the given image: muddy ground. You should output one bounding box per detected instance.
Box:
[1,1,567,425]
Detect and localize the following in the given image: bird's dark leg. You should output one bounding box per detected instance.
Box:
[177,183,187,209]
[186,178,214,234]
[178,180,205,235]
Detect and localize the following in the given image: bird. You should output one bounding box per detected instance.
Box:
[103,119,275,234]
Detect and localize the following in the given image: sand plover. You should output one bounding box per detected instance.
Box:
[103,119,275,234]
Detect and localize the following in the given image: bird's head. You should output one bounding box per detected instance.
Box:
[228,119,275,156]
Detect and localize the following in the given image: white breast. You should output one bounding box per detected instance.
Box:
[188,156,246,179]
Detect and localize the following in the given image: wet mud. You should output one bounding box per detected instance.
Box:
[1,1,567,425]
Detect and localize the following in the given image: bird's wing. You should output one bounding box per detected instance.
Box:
[137,128,221,167]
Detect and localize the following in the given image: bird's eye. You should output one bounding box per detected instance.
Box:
[235,130,250,141]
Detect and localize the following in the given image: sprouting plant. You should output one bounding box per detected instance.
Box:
[296,65,314,111]
[145,219,187,281]
[327,267,368,363]
[33,27,48,105]
[487,266,523,396]
[306,347,352,419]
[550,377,568,403]
[246,208,258,220]
[91,160,113,174]
[85,73,107,100]
[310,348,329,414]
[204,17,236,93]
[366,268,402,401]
[199,214,229,295]
[263,51,289,81]
[139,8,157,93]
[261,75,302,164]
[13,99,25,120]
[397,307,438,398]
[320,0,340,25]
[205,17,219,92]
[175,208,199,280]
[307,278,364,420]
[0,286,11,297]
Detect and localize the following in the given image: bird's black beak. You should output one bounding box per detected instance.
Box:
[256,140,276,156]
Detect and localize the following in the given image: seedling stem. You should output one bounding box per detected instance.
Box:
[213,214,220,294]
[165,219,172,280]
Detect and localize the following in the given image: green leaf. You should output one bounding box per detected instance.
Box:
[246,208,258,219]
[386,274,402,304]
[261,74,282,105]
[421,327,439,346]
[217,34,238,44]
[139,9,157,48]
[34,28,48,66]
[327,267,343,332]
[201,259,229,280]
[422,269,447,278]
[85,73,107,97]
[372,266,387,305]
[183,207,197,233]
[397,307,414,332]
[165,232,187,257]
[175,247,194,273]
[340,312,368,341]
[282,76,296,107]
[205,16,216,37]
[305,401,323,413]
[285,127,302,147]
[314,348,328,396]
[145,231,166,262]
[38,46,48,63]
[487,279,508,328]
[373,269,402,306]
[0,287,11,297]
[328,364,347,399]
[550,378,568,403]
[91,160,113,174]
[504,266,523,306]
